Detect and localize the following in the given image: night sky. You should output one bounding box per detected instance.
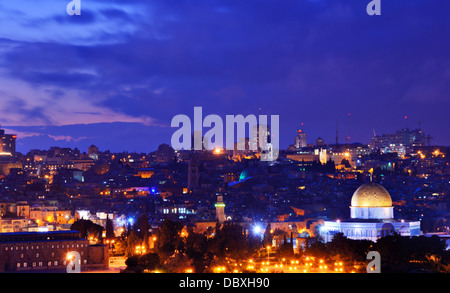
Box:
[0,0,449,153]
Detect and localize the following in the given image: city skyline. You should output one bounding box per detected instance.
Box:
[0,0,449,154]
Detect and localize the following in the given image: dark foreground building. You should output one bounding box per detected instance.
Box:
[0,230,108,272]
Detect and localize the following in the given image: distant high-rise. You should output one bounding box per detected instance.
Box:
[251,124,270,152]
[371,128,426,149]
[294,124,307,148]
[0,128,16,161]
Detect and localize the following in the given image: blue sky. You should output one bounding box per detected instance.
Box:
[0,0,449,153]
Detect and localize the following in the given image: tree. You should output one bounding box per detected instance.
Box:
[341,158,351,168]
[156,220,184,260]
[133,214,150,239]
[125,231,141,257]
[133,214,150,249]
[105,217,115,239]
[123,255,143,273]
[263,223,273,248]
[71,219,103,242]
[114,238,127,255]
[210,222,249,259]
[278,234,294,258]
[139,253,160,271]
[185,229,209,273]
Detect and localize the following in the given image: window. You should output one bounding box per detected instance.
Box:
[36,253,39,258]
[20,254,24,259]
[17,263,20,268]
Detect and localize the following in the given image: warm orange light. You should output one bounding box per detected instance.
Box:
[66,253,75,261]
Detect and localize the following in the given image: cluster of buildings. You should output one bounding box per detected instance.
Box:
[0,124,448,271]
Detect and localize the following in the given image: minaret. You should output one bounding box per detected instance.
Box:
[215,195,226,223]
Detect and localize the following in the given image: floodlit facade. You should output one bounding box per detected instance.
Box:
[321,182,421,242]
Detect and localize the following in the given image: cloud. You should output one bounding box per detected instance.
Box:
[48,135,88,142]
[0,71,156,127]
[0,0,146,46]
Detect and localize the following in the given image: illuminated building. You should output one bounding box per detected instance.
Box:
[321,182,421,242]
[88,145,99,160]
[0,230,108,272]
[137,168,155,178]
[294,127,307,149]
[29,205,74,226]
[371,128,426,149]
[0,128,16,162]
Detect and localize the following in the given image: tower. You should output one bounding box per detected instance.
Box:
[88,145,99,160]
[187,156,199,192]
[215,195,226,223]
[295,123,307,148]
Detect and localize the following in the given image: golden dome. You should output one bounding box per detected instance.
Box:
[350,182,392,207]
